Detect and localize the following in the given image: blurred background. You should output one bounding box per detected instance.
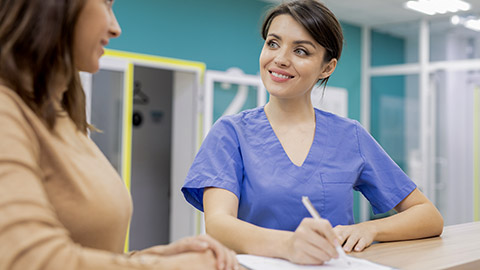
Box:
[80,0,480,251]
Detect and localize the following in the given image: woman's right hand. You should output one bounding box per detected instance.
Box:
[155,249,247,270]
[154,249,217,270]
[134,234,239,270]
[285,218,339,265]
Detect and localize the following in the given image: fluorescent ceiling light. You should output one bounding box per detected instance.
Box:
[451,15,461,24]
[404,0,471,16]
[465,19,480,31]
[450,15,480,31]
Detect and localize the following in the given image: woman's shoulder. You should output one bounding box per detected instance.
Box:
[0,85,42,153]
[215,106,266,128]
[314,108,360,129]
[0,85,31,117]
[205,107,268,143]
[0,85,48,137]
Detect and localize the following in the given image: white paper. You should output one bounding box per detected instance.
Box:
[237,254,395,270]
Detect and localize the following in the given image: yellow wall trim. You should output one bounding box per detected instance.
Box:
[105,49,206,74]
[474,86,479,221]
[122,63,134,253]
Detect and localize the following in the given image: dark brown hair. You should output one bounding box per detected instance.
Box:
[261,0,344,87]
[0,0,88,133]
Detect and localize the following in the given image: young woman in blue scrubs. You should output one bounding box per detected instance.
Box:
[182,0,444,265]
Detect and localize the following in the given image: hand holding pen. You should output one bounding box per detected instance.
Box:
[281,197,342,265]
[301,196,352,267]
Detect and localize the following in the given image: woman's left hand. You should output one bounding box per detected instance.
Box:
[333,223,377,252]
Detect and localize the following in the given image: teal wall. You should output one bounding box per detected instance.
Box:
[329,22,362,121]
[109,0,363,121]
[371,30,406,67]
[110,0,269,74]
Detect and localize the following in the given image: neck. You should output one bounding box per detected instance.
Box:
[264,96,315,126]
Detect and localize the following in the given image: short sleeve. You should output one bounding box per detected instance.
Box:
[353,121,417,214]
[182,117,244,211]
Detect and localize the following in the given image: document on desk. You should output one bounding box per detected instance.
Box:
[237,254,395,270]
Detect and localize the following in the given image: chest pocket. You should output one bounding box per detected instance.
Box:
[320,171,358,226]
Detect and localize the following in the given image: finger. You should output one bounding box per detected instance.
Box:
[203,249,218,269]
[214,248,226,270]
[222,249,233,270]
[199,236,226,270]
[294,222,335,263]
[341,234,359,253]
[172,237,210,254]
[295,242,330,265]
[186,238,210,252]
[353,237,369,252]
[182,237,209,252]
[198,234,224,251]
[306,219,338,258]
[227,249,238,270]
[314,219,340,249]
[333,226,347,246]
[304,231,337,259]
[302,244,331,264]
[234,251,241,270]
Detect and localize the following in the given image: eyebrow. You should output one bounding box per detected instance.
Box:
[268,33,317,49]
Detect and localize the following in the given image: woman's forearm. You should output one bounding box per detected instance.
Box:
[370,201,444,242]
[205,213,293,259]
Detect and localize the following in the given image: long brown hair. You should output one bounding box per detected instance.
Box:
[261,0,344,87]
[0,0,89,133]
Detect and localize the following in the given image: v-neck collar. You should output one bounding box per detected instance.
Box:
[259,106,328,180]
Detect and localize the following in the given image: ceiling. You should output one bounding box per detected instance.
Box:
[262,0,480,27]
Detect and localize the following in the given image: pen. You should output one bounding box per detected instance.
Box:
[301,196,352,267]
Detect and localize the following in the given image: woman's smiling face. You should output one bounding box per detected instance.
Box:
[73,0,121,73]
[259,14,335,100]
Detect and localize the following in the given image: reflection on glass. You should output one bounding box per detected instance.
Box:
[213,82,259,123]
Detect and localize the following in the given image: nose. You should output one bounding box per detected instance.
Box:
[274,49,290,67]
[109,12,122,38]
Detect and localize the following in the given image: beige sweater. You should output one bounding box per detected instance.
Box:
[0,86,159,269]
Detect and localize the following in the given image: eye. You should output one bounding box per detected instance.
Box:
[266,40,279,49]
[294,48,309,56]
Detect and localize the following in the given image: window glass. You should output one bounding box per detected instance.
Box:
[430,17,480,62]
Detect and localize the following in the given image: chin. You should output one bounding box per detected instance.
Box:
[78,64,100,74]
[90,66,101,74]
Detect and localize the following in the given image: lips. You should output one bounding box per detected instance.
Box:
[268,69,294,82]
[100,40,109,55]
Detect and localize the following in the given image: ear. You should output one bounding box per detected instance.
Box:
[319,58,337,79]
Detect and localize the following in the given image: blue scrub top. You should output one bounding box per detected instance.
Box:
[182,107,416,230]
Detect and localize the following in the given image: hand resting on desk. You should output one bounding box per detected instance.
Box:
[130,234,239,270]
[334,222,376,252]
